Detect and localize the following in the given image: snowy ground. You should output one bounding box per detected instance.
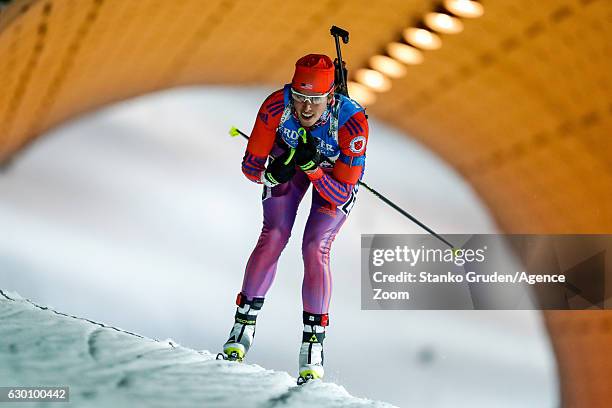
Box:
[0,290,396,408]
[0,86,559,407]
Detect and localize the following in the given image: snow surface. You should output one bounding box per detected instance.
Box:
[0,290,396,408]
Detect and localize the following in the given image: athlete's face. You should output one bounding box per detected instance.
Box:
[292,90,331,127]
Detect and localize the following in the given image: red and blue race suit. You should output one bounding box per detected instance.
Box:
[239,85,368,314]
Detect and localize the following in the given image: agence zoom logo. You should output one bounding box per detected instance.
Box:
[372,246,488,267]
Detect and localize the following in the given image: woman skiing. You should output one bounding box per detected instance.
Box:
[221,54,369,385]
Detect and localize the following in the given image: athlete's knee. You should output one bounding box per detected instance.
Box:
[263,225,292,250]
[301,235,331,259]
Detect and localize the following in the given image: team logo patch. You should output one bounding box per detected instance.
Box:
[349,136,366,154]
[300,82,313,90]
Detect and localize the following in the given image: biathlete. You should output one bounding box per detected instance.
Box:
[221,54,369,385]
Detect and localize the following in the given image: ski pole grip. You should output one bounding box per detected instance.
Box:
[298,127,307,143]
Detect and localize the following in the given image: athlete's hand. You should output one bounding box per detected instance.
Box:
[295,129,321,171]
[262,150,296,187]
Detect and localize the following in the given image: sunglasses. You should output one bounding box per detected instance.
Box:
[290,88,331,105]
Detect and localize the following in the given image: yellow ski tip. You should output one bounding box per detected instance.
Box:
[229,126,240,137]
[452,247,462,256]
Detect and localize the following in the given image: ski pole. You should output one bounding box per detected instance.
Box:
[229,126,457,250]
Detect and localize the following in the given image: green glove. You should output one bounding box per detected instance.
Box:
[294,128,321,171]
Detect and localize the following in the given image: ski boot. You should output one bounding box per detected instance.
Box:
[297,311,328,385]
[217,293,264,362]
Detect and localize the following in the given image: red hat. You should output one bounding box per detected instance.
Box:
[291,54,335,94]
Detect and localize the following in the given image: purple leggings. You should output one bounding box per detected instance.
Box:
[241,171,350,314]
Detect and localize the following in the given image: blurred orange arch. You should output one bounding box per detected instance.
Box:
[0,1,610,406]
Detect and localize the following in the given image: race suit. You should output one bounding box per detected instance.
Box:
[239,85,368,314]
